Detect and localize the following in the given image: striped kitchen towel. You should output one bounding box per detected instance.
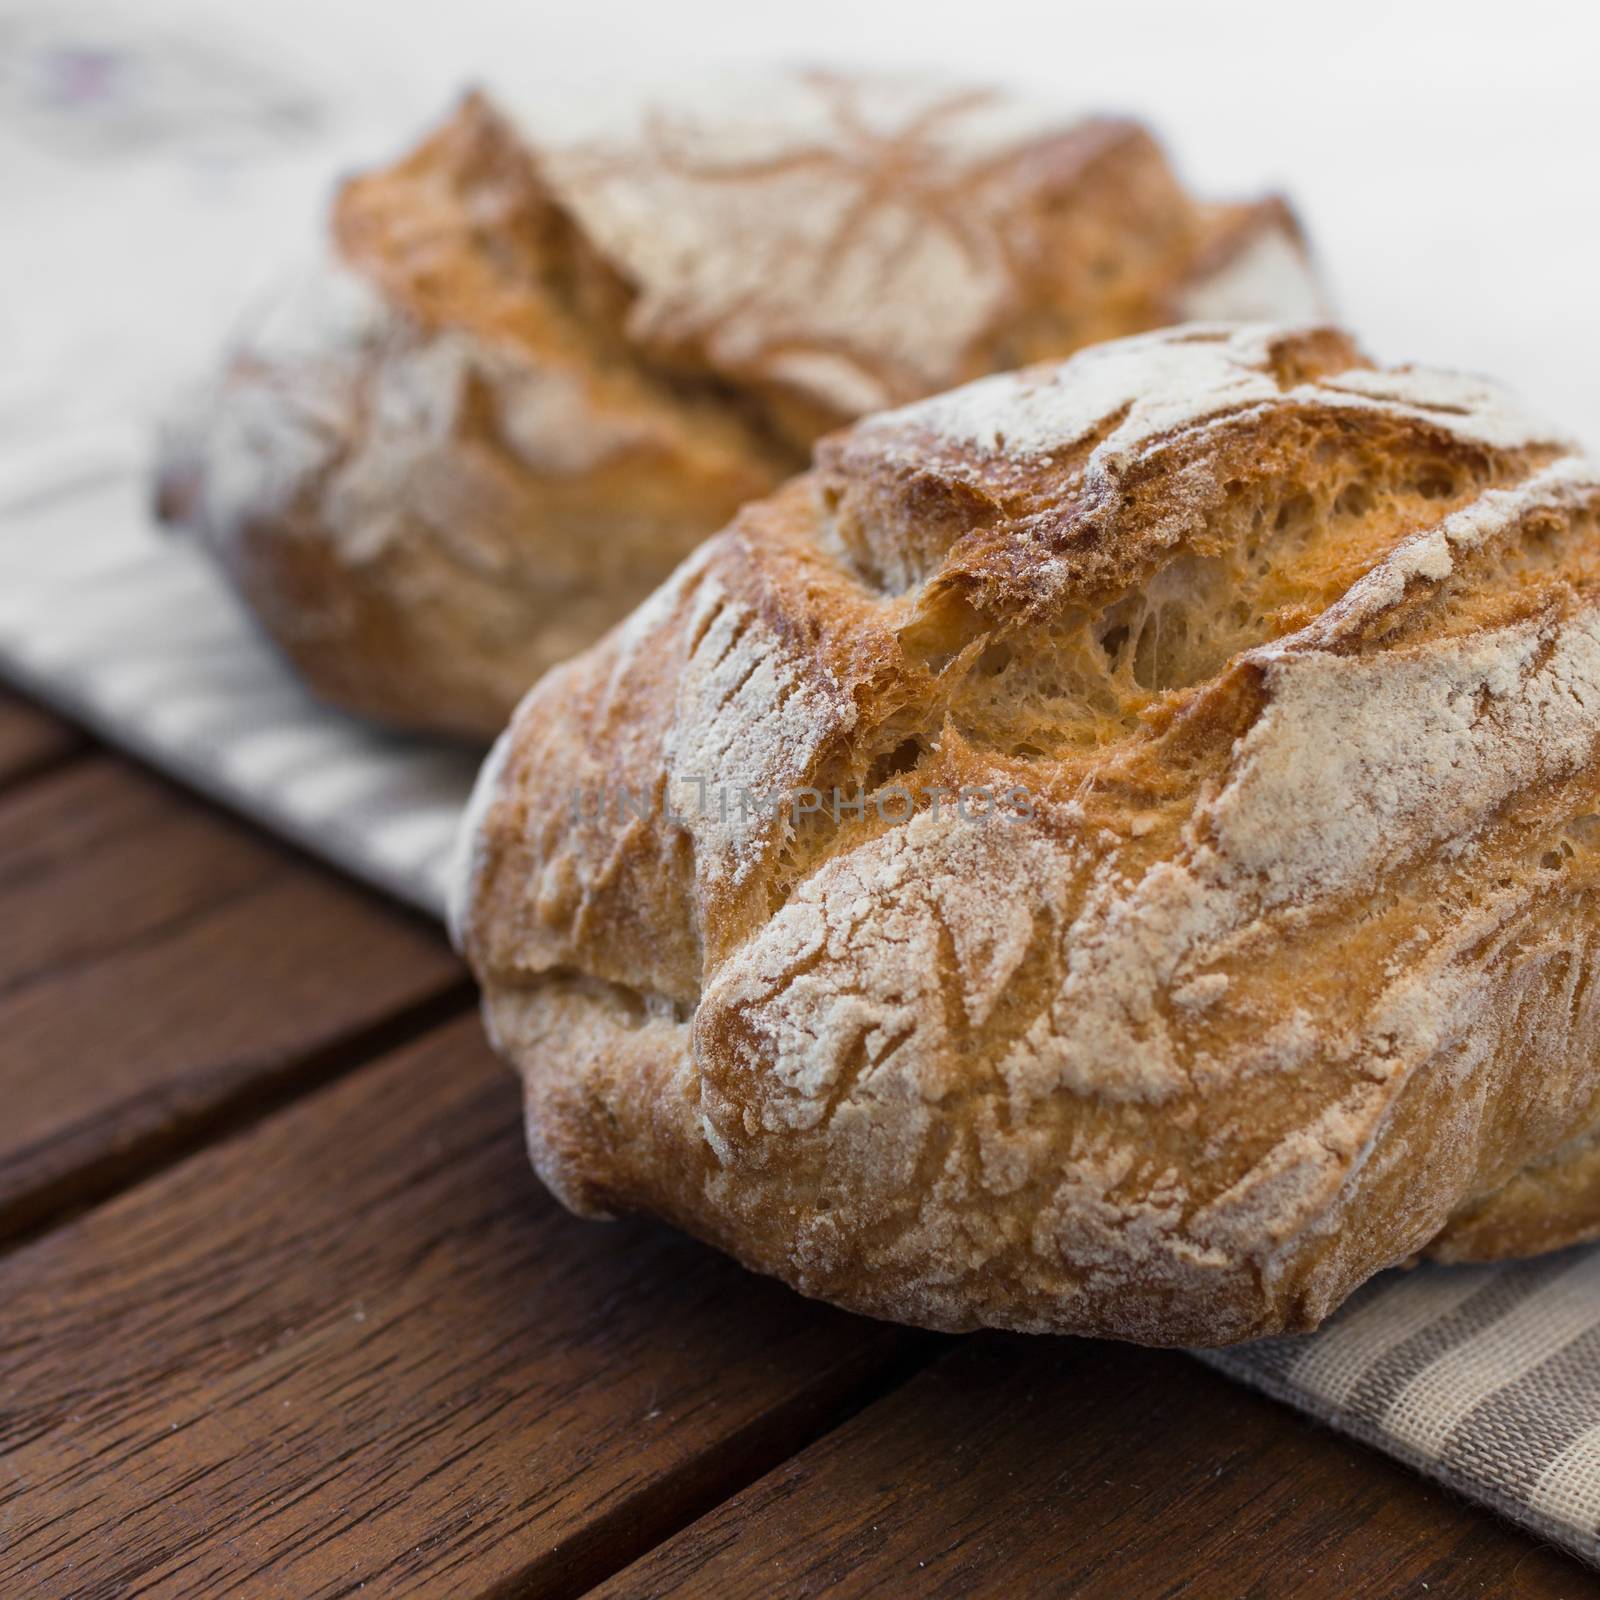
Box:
[1205,1251,1600,1564]
[4,443,1600,1571]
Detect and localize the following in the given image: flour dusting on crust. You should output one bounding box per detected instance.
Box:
[461,325,1600,1345]
[861,322,1573,464]
[500,71,1099,416]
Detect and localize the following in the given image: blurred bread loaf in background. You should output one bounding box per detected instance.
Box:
[155,70,1323,741]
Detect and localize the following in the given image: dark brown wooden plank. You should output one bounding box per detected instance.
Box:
[0,1016,923,1600]
[0,756,467,1239]
[0,691,84,789]
[595,1335,1591,1599]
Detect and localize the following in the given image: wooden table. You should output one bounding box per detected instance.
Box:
[0,686,1592,1599]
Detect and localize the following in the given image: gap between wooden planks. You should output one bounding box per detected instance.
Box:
[591,1334,1589,1599]
[0,727,470,1245]
[0,690,87,792]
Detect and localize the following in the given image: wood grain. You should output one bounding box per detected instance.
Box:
[0,1016,923,1600]
[595,1334,1591,1599]
[0,691,84,790]
[0,755,467,1240]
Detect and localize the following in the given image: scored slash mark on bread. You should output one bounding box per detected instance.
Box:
[455,323,1600,1346]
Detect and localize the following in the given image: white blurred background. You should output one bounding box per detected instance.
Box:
[2,0,1597,486]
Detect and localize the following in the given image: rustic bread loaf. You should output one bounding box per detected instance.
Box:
[155,73,1321,740]
[452,322,1600,1346]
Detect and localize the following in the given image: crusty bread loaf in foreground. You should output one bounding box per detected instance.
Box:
[452,323,1600,1346]
[155,72,1322,741]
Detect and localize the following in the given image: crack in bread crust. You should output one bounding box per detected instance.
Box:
[457,323,1600,1345]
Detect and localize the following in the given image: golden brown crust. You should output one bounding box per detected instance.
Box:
[455,323,1600,1345]
[157,77,1322,740]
